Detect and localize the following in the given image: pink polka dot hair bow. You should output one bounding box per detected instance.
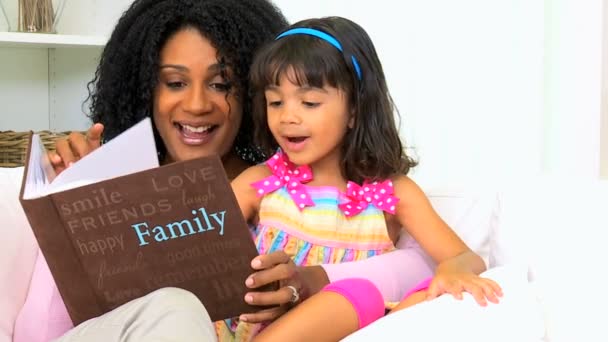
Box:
[251,151,314,210]
[338,180,399,217]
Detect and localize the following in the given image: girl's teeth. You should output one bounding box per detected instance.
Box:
[182,124,211,133]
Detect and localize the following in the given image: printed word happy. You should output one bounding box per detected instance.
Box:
[76,234,124,256]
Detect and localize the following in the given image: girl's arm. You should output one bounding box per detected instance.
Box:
[320,236,434,301]
[240,242,435,321]
[390,175,500,305]
[230,164,269,222]
[390,176,476,264]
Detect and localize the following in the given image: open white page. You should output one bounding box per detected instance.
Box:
[23,118,159,199]
[23,134,57,197]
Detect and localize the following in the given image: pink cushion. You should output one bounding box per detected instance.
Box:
[13,252,73,342]
[0,167,39,342]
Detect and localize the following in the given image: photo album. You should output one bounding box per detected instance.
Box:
[19,118,268,324]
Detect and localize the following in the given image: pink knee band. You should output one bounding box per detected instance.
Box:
[321,278,384,329]
[401,277,433,301]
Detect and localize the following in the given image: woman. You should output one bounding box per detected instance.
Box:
[17,0,435,341]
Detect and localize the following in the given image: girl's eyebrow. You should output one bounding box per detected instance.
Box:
[297,86,327,94]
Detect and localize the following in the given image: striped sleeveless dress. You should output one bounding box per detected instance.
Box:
[215,183,396,341]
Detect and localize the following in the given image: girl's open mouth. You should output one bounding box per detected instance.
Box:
[283,136,310,152]
[287,136,308,143]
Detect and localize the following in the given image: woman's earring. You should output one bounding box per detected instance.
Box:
[348,116,355,129]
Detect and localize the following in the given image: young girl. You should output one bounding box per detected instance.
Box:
[229,16,502,341]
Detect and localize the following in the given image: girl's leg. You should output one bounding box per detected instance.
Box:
[389,277,433,313]
[389,290,428,312]
[253,278,384,342]
[54,287,217,342]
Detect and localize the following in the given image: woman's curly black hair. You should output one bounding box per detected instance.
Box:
[86,0,288,164]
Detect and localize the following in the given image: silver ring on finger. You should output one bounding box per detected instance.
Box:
[286,285,300,304]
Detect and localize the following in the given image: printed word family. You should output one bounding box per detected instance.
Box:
[131,207,226,246]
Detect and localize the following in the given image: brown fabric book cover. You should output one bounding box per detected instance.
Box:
[19,120,270,325]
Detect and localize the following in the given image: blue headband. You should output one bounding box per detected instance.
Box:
[275,27,362,81]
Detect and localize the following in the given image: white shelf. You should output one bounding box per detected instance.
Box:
[0,32,107,48]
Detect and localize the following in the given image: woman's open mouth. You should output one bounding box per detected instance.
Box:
[175,123,218,145]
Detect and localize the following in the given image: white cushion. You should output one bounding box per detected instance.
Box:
[0,167,38,342]
[342,265,545,342]
[495,178,608,342]
[425,186,498,267]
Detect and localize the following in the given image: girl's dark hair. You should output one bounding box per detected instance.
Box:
[87,0,288,164]
[250,16,417,183]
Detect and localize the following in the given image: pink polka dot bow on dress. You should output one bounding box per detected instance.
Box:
[338,180,400,217]
[251,151,315,210]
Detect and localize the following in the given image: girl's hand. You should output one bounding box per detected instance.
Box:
[238,251,308,323]
[426,272,503,306]
[48,123,104,174]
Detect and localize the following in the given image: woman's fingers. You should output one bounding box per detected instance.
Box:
[244,284,296,306]
[50,125,104,174]
[86,123,104,149]
[67,131,90,158]
[54,138,77,168]
[246,262,296,293]
[239,306,287,323]
[250,251,292,271]
[47,151,66,174]
[246,251,295,289]
[241,251,302,323]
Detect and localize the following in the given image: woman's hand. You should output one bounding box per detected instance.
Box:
[239,251,329,323]
[48,123,104,174]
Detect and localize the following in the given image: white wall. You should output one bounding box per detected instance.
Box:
[543,0,604,180]
[0,0,131,35]
[275,0,546,188]
[1,0,605,185]
[275,0,606,186]
[602,0,608,179]
[0,47,49,130]
[0,0,130,132]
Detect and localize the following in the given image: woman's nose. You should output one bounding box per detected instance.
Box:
[183,84,212,115]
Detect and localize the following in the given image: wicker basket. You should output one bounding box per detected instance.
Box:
[0,130,73,168]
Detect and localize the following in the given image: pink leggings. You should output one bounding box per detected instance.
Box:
[401,277,433,301]
[321,277,433,329]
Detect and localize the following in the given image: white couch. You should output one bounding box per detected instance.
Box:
[1,166,607,341]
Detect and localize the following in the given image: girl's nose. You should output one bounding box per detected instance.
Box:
[279,104,301,124]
